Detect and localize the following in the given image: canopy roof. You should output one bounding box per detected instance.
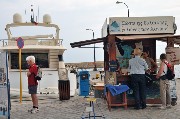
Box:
[70,34,180,48]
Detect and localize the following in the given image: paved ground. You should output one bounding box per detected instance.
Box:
[7,79,180,119]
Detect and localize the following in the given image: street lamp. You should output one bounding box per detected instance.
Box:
[116,1,129,17]
[86,29,97,71]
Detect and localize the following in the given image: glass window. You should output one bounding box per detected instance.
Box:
[11,53,49,69]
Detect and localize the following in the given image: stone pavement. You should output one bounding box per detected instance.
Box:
[9,79,180,119]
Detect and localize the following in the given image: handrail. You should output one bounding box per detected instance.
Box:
[0,39,63,47]
[5,22,60,40]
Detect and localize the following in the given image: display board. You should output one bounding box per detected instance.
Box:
[0,52,10,119]
[0,85,8,117]
[116,41,144,74]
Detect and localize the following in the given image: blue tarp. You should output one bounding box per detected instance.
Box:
[104,84,129,96]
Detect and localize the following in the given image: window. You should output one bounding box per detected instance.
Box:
[11,53,49,69]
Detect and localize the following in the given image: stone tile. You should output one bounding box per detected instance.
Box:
[9,80,180,119]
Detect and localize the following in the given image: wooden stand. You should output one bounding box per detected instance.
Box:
[106,89,127,111]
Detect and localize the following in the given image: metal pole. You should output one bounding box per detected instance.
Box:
[128,8,129,17]
[116,1,129,17]
[86,29,97,71]
[93,31,97,71]
[123,3,129,17]
[19,48,22,103]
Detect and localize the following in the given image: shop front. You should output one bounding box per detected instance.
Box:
[70,16,180,105]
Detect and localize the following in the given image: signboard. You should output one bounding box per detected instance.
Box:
[109,16,175,34]
[16,37,24,103]
[0,85,8,117]
[166,47,180,65]
[16,37,24,49]
[109,60,117,72]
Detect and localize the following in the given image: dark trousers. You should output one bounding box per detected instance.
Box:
[131,74,146,108]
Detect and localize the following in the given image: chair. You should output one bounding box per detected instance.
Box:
[81,97,105,119]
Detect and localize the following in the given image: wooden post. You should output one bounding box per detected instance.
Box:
[167,37,174,47]
[104,35,117,85]
[108,35,116,61]
[167,37,175,67]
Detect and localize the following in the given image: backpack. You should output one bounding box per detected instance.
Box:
[35,66,42,81]
[164,62,175,80]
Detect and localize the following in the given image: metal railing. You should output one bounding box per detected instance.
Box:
[0,39,63,47]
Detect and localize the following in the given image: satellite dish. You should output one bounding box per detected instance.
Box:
[13,13,22,23]
[43,14,52,24]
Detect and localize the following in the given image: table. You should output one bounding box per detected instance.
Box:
[105,85,129,111]
[93,84,104,98]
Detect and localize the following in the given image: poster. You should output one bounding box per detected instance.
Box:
[0,53,6,70]
[0,85,8,117]
[0,72,6,84]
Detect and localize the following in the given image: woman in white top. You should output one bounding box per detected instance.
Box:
[156,53,171,109]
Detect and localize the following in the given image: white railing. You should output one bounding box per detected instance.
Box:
[0,39,63,47]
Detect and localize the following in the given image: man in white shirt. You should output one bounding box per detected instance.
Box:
[128,48,149,110]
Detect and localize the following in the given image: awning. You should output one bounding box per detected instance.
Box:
[70,34,180,48]
[116,34,180,44]
[70,37,106,48]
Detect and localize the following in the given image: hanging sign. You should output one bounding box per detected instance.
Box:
[166,47,180,65]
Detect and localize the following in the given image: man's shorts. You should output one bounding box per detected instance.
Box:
[28,85,37,94]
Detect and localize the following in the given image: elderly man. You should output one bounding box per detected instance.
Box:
[128,48,149,110]
[26,56,39,113]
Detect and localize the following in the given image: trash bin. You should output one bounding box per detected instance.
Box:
[58,80,70,100]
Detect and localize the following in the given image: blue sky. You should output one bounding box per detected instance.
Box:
[0,0,180,63]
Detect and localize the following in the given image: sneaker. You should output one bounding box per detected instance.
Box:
[166,105,171,108]
[158,106,166,110]
[134,106,140,110]
[31,108,39,114]
[141,105,147,109]
[28,108,33,112]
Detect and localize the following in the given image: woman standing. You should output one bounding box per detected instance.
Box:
[156,53,171,109]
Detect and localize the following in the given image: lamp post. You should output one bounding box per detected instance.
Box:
[116,1,129,17]
[86,29,97,71]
